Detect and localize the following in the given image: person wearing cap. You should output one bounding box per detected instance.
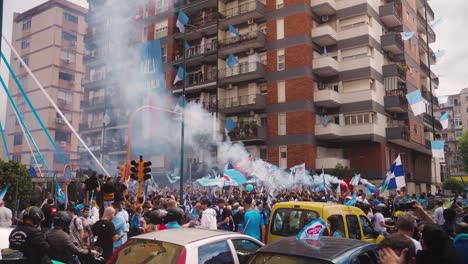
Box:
[397,212,422,253]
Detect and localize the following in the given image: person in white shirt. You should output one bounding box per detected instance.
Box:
[396,212,422,253]
[198,198,217,230]
[0,200,12,227]
[434,200,445,225]
[374,206,392,237]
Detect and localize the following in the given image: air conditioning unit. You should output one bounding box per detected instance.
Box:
[321,15,329,22]
[56,117,64,124]
[248,18,254,24]
[246,48,255,55]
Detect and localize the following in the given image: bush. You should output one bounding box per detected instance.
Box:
[442,177,464,193]
[0,160,33,211]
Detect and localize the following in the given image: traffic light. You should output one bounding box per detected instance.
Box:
[130,159,138,180]
[143,160,152,181]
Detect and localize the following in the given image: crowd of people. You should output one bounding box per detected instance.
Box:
[0,173,467,264]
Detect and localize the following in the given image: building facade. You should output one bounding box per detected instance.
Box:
[4,0,87,174]
[81,0,441,193]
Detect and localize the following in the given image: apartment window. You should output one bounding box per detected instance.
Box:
[57,112,72,122]
[19,56,29,68]
[57,91,73,104]
[279,146,287,168]
[277,49,285,71]
[63,11,78,24]
[156,0,169,12]
[154,20,169,39]
[161,46,167,63]
[278,113,286,135]
[12,155,21,163]
[62,31,77,42]
[59,71,75,81]
[55,131,71,144]
[61,50,76,63]
[14,134,23,145]
[277,81,286,103]
[276,0,283,8]
[260,148,267,160]
[341,46,369,61]
[276,19,284,40]
[454,119,462,127]
[21,38,31,49]
[15,119,19,126]
[22,19,31,31]
[344,112,374,125]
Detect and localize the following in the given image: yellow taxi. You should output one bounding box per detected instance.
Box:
[267,202,384,244]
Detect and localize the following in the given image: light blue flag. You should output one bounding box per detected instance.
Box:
[174,96,184,113]
[185,40,191,49]
[176,11,189,33]
[225,117,236,133]
[196,177,225,188]
[322,115,330,126]
[434,50,445,59]
[400,32,415,41]
[173,66,185,84]
[0,184,10,201]
[344,191,357,206]
[227,53,238,69]
[440,112,449,130]
[406,89,425,116]
[56,184,66,204]
[350,174,361,186]
[431,141,444,159]
[223,169,247,186]
[166,170,181,184]
[379,155,405,193]
[228,25,240,37]
[431,18,443,28]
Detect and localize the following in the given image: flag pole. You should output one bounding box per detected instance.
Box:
[179,28,187,204]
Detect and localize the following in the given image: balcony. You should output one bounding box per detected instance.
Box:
[173,42,217,67]
[316,157,350,169]
[384,89,408,113]
[218,31,266,57]
[381,33,404,55]
[173,13,217,40]
[56,98,73,110]
[312,56,340,77]
[218,94,266,114]
[311,24,337,47]
[379,2,402,28]
[228,125,266,143]
[218,62,266,85]
[383,63,407,80]
[315,118,382,142]
[417,13,436,43]
[174,0,217,14]
[310,0,336,16]
[80,96,105,110]
[314,85,341,108]
[219,1,265,28]
[315,122,342,140]
[173,68,217,94]
[82,78,110,90]
[386,126,433,155]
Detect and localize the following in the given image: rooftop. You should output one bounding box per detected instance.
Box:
[14,0,87,22]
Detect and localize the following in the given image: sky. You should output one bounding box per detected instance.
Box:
[0,0,467,125]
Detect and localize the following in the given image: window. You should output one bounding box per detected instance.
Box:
[12,155,21,163]
[21,38,30,49]
[278,113,286,135]
[346,215,362,240]
[155,20,169,39]
[276,18,284,39]
[61,50,76,63]
[198,241,234,264]
[61,31,77,42]
[454,118,462,127]
[156,0,169,12]
[359,215,376,239]
[329,214,345,236]
[22,19,31,31]
[63,11,78,23]
[279,146,287,168]
[55,131,71,144]
[277,81,285,103]
[20,56,29,68]
[344,112,374,125]
[57,91,73,104]
[231,239,261,263]
[276,0,283,8]
[14,134,23,145]
[161,46,167,63]
[277,49,285,71]
[59,71,75,81]
[270,208,319,237]
[260,148,267,160]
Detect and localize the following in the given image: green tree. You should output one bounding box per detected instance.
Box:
[442,177,464,193]
[328,163,355,181]
[0,159,33,211]
[459,130,468,173]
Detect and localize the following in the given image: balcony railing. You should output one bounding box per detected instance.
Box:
[190,13,218,28]
[218,94,266,113]
[218,61,265,79]
[381,33,404,54]
[174,42,217,62]
[379,2,402,27]
[175,68,217,88]
[218,31,266,47]
[220,1,264,19]
[383,63,407,80]
[228,125,266,141]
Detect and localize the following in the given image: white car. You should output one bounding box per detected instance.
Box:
[0,227,13,260]
[109,228,264,264]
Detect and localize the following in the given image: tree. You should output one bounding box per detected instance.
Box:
[459,130,468,173]
[328,163,355,181]
[442,177,464,193]
[0,159,33,211]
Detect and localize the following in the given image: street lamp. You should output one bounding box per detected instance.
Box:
[180,23,197,203]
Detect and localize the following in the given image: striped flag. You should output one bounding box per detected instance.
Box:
[431,141,445,159]
[440,112,449,130]
[176,11,189,33]
[406,90,425,116]
[173,66,185,84]
[350,174,361,186]
[228,25,240,37]
[379,155,405,194]
[0,184,10,201]
[400,32,415,41]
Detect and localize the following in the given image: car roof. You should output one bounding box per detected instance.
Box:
[255,237,375,261]
[132,228,248,246]
[275,201,355,210]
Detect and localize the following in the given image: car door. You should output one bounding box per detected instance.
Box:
[197,240,235,264]
[348,248,380,264]
[229,238,263,264]
[359,215,380,243]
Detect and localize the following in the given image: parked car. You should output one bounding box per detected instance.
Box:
[249,236,379,264]
[109,228,264,264]
[268,202,384,244]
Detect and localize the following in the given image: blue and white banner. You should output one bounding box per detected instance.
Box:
[176,11,189,33]
[226,53,238,69]
[406,89,425,116]
[56,184,66,204]
[379,155,405,193]
[225,117,236,134]
[344,191,357,206]
[0,184,10,201]
[350,174,361,186]
[166,170,181,184]
[223,169,247,186]
[400,32,415,41]
[296,218,327,241]
[228,24,240,37]
[173,66,185,84]
[431,140,445,159]
[196,177,225,188]
[138,39,165,92]
[440,112,449,130]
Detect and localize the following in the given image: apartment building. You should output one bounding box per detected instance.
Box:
[4,0,87,174]
[435,91,466,179]
[81,0,441,192]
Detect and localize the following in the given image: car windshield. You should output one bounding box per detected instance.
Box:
[271,208,319,237]
[110,239,183,264]
[250,253,329,264]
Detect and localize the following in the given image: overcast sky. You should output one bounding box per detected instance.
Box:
[0,0,467,125]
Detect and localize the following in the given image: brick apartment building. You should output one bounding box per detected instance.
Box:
[81,0,441,193]
[4,0,87,174]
